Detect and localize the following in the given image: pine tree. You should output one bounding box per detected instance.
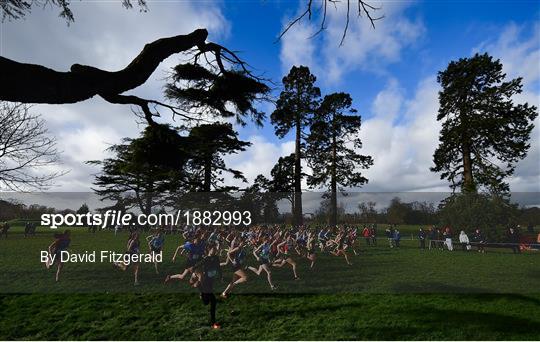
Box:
[271,66,320,226]
[306,92,373,226]
[432,53,538,194]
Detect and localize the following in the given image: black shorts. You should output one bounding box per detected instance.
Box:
[259,257,270,266]
[184,259,197,269]
[232,263,243,272]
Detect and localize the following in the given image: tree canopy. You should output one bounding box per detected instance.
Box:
[431,53,538,195]
[307,92,373,226]
[271,65,321,225]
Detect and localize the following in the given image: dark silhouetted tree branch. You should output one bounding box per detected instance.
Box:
[0,28,269,126]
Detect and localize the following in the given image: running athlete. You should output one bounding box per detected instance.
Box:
[221,236,249,298]
[248,235,277,290]
[272,234,299,280]
[347,228,359,256]
[45,229,71,282]
[171,226,196,262]
[306,231,317,269]
[146,229,165,274]
[192,244,222,329]
[165,235,205,284]
[330,231,353,266]
[113,231,141,285]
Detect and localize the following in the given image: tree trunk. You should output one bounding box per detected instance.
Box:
[204,156,212,193]
[145,180,154,217]
[294,117,303,227]
[330,131,337,227]
[462,142,475,193]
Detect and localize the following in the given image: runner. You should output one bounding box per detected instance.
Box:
[330,231,353,266]
[306,231,317,269]
[44,229,71,282]
[113,230,141,285]
[248,235,277,290]
[165,235,205,284]
[192,244,222,329]
[272,234,299,280]
[146,229,165,274]
[221,236,249,298]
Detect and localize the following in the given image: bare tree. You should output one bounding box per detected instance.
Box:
[0,102,65,190]
[278,0,383,45]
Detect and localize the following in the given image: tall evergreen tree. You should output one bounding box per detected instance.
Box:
[186,122,251,192]
[306,92,373,226]
[88,124,189,215]
[432,53,538,194]
[271,66,320,226]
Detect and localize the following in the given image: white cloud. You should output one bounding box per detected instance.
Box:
[359,76,445,192]
[223,135,295,188]
[474,23,540,192]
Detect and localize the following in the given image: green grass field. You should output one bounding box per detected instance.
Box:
[0,226,539,340]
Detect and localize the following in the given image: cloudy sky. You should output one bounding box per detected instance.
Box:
[1,0,539,194]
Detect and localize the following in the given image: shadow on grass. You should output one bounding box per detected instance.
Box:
[392,282,492,293]
[403,305,540,336]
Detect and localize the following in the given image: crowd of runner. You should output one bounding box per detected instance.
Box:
[35,222,540,329]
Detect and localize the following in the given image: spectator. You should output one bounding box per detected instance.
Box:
[370,226,377,246]
[472,229,486,253]
[428,227,437,250]
[1,222,9,239]
[443,227,453,251]
[362,226,371,246]
[436,228,444,249]
[393,229,401,248]
[385,226,394,248]
[418,228,426,249]
[459,230,470,251]
[507,228,521,254]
